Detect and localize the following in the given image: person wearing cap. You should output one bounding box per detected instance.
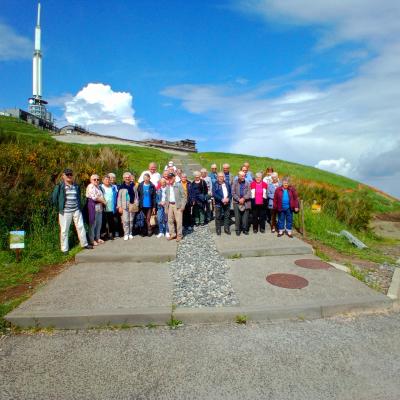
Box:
[86,174,107,246]
[138,162,161,186]
[165,172,186,242]
[164,161,177,172]
[52,169,93,254]
[263,167,274,185]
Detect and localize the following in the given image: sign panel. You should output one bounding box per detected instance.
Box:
[10,231,25,249]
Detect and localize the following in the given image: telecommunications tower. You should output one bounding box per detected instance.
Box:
[28,2,51,121]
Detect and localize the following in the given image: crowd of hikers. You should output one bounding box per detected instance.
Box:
[52,161,299,254]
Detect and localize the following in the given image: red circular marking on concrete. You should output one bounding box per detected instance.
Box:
[295,259,332,270]
[266,273,309,289]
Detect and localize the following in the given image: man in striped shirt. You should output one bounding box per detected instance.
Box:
[52,169,93,254]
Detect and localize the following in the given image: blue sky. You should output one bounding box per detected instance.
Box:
[1,0,399,196]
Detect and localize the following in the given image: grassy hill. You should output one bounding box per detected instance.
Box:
[193,152,400,264]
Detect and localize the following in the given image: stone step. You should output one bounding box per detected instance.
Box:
[212,230,313,258]
[76,236,177,264]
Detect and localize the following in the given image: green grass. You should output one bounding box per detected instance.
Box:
[193,152,361,190]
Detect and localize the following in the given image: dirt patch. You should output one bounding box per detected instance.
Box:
[371,220,400,240]
[375,212,400,222]
[0,259,74,303]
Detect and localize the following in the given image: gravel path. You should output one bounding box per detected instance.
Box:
[169,225,239,307]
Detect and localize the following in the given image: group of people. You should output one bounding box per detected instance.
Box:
[52,161,299,254]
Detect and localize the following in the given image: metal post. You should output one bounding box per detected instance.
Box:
[300,199,306,237]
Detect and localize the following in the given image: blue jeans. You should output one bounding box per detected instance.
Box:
[89,211,103,242]
[157,206,169,234]
[277,208,293,232]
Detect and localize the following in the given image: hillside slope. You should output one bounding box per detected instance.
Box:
[0,116,172,327]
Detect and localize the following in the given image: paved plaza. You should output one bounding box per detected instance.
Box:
[6,227,395,329]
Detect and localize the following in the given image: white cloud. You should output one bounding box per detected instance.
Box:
[162,1,400,197]
[235,0,400,48]
[315,158,353,176]
[0,23,32,61]
[64,83,149,140]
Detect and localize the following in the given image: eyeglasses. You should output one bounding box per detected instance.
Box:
[93,178,99,181]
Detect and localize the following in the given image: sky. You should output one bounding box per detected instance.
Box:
[0,0,399,197]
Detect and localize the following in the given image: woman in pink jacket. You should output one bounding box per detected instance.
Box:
[250,172,268,233]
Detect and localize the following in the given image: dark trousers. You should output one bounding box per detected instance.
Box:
[102,211,115,238]
[234,204,249,233]
[252,204,266,232]
[205,199,213,222]
[270,208,278,231]
[215,203,230,233]
[142,207,153,235]
[193,203,205,224]
[183,203,192,228]
[266,207,271,224]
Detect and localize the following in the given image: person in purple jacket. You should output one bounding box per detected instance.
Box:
[273,177,299,238]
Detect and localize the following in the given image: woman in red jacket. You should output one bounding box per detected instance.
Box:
[273,177,299,238]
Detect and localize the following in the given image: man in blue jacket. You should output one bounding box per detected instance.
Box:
[52,168,93,254]
[213,172,232,235]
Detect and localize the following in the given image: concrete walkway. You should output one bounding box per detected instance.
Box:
[6,226,395,328]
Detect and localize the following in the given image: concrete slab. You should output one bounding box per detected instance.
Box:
[228,255,392,311]
[76,236,177,263]
[213,231,313,258]
[6,262,173,328]
[387,267,400,300]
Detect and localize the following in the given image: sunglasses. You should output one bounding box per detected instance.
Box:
[93,178,99,181]
[65,173,73,177]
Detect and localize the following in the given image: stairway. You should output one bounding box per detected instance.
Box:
[170,154,203,178]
